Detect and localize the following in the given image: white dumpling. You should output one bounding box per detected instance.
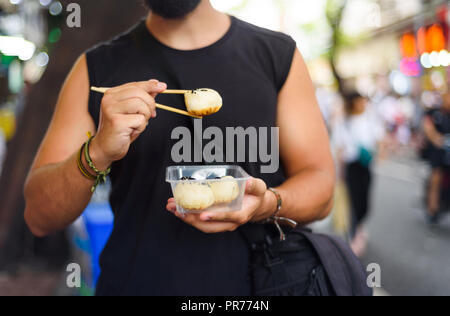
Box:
[209,176,239,204]
[174,182,215,211]
[185,88,222,116]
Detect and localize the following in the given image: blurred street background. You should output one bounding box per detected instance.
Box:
[365,155,450,296]
[0,0,449,296]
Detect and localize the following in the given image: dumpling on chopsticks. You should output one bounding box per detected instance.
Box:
[184,88,223,117]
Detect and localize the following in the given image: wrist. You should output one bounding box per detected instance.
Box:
[267,188,282,217]
[88,137,113,171]
[254,189,279,222]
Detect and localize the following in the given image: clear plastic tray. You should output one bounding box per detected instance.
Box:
[166,165,250,214]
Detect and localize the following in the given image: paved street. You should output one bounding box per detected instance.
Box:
[361,156,450,296]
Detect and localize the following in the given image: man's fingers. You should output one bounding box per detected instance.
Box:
[142,80,167,94]
[166,198,176,212]
[199,179,267,223]
[116,114,148,134]
[111,98,152,120]
[173,212,239,233]
[117,79,167,94]
[245,178,267,196]
[103,80,167,118]
[108,79,166,93]
[105,83,162,117]
[111,87,155,107]
[199,210,248,224]
[166,200,241,229]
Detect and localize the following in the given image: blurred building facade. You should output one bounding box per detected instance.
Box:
[335,0,449,94]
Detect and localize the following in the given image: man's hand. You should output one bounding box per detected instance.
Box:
[166,178,269,233]
[90,79,167,169]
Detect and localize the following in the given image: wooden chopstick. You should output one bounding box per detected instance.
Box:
[154,103,201,119]
[91,87,189,95]
[90,87,110,94]
[161,89,190,94]
[90,87,201,119]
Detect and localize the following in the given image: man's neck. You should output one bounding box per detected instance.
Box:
[146,1,230,51]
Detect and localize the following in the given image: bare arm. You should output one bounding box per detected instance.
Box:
[24,55,97,237]
[25,55,166,237]
[272,49,335,224]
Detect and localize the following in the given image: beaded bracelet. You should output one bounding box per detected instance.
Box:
[76,143,97,181]
[83,134,111,192]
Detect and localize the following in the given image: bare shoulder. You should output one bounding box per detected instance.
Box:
[277,49,333,175]
[279,49,315,99]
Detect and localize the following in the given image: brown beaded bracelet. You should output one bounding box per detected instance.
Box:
[76,143,96,181]
[83,135,111,192]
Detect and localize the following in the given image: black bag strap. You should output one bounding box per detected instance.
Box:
[327,235,373,296]
[299,229,372,296]
[298,230,353,296]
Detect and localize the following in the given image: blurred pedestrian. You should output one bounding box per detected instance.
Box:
[334,92,385,257]
[422,92,450,223]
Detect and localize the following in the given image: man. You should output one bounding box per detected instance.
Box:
[24,0,335,295]
[423,92,450,222]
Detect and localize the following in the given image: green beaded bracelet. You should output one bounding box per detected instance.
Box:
[84,135,111,192]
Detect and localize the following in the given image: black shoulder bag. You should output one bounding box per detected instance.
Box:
[240,220,373,296]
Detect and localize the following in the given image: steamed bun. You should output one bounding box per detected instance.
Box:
[174,182,215,211]
[209,176,239,204]
[185,89,222,116]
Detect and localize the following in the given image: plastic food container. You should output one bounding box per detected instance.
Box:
[166,165,250,214]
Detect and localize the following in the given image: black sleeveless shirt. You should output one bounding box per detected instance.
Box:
[86,16,296,296]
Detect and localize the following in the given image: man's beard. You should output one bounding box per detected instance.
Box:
[144,0,202,19]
